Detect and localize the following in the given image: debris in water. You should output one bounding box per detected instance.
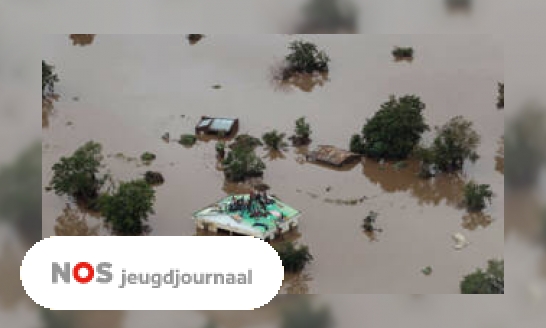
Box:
[422,266,433,276]
[162,132,170,143]
[452,233,469,250]
[187,34,204,45]
[212,84,222,89]
[362,211,378,232]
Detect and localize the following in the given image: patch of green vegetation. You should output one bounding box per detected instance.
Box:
[291,116,312,146]
[422,266,433,276]
[99,179,155,235]
[275,241,314,273]
[281,299,333,328]
[141,152,156,164]
[416,116,480,175]
[223,145,266,182]
[215,141,226,159]
[461,259,504,294]
[284,40,330,76]
[392,47,414,60]
[230,134,263,151]
[262,130,288,151]
[49,141,105,209]
[463,181,493,212]
[179,134,197,147]
[393,161,408,171]
[350,95,428,160]
[144,171,165,185]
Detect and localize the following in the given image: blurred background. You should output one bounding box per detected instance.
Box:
[0,0,543,327]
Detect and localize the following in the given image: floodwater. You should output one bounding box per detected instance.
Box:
[42,34,503,294]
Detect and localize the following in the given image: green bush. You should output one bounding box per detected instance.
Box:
[463,181,493,212]
[144,171,165,185]
[460,259,504,294]
[392,47,414,60]
[262,130,288,151]
[42,60,59,98]
[49,141,105,207]
[433,116,480,172]
[99,179,155,235]
[223,146,266,182]
[497,82,504,109]
[230,134,263,152]
[141,152,156,164]
[292,117,312,146]
[179,134,197,147]
[275,242,313,273]
[215,141,226,159]
[352,95,428,159]
[285,40,330,74]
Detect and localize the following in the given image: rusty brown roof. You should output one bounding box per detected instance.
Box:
[307,145,359,166]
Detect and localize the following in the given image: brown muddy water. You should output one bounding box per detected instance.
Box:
[42,34,503,294]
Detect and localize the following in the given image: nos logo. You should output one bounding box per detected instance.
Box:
[52,262,113,284]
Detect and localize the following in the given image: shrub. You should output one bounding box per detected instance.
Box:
[42,60,59,98]
[230,134,263,152]
[49,141,105,207]
[285,40,330,74]
[179,134,197,147]
[463,181,493,212]
[460,259,504,294]
[215,141,226,159]
[352,95,428,159]
[262,130,288,151]
[431,116,480,172]
[291,117,312,146]
[144,171,165,185]
[99,179,155,235]
[141,152,156,164]
[275,242,313,273]
[497,82,504,109]
[392,47,414,60]
[223,146,266,182]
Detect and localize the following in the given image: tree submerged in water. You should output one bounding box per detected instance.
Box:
[460,259,504,294]
[291,117,312,146]
[262,130,289,151]
[99,179,155,235]
[284,40,330,78]
[223,144,266,182]
[281,298,333,328]
[350,95,428,160]
[416,116,480,176]
[42,60,59,98]
[463,181,493,212]
[275,242,314,273]
[49,141,106,209]
[298,0,357,34]
[392,47,414,61]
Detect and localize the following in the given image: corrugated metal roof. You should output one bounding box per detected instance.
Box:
[307,145,359,166]
[209,118,235,132]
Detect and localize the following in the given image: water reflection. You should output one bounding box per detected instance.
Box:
[69,34,96,46]
[54,205,100,236]
[42,96,58,128]
[362,159,465,207]
[461,213,493,231]
[495,136,504,175]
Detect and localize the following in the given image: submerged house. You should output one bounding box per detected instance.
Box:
[195,116,239,136]
[193,194,301,240]
[306,145,360,167]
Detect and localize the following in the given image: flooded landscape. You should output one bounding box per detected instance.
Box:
[41,34,503,294]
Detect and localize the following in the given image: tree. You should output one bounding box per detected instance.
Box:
[291,117,312,146]
[49,141,105,207]
[285,40,330,75]
[179,134,197,147]
[223,146,266,182]
[99,179,155,235]
[463,181,493,212]
[352,95,428,159]
[429,116,480,172]
[392,47,414,60]
[42,60,59,98]
[460,259,504,294]
[275,242,313,273]
[262,130,288,151]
